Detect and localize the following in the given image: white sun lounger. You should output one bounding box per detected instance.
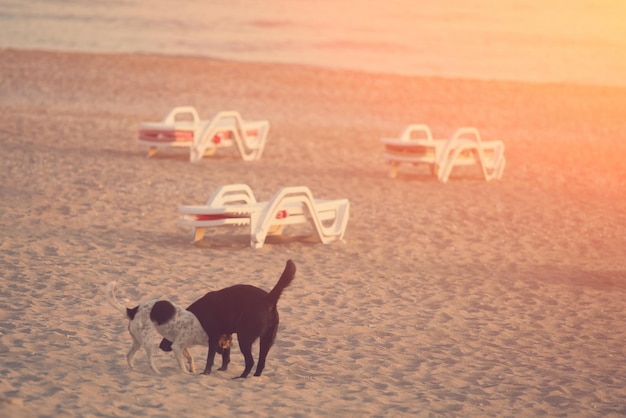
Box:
[178,184,350,248]
[381,124,447,179]
[138,106,270,162]
[436,127,506,183]
[381,124,505,182]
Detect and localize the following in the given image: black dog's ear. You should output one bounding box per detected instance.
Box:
[126,306,139,321]
[159,338,173,352]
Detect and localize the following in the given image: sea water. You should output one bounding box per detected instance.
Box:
[0,0,625,86]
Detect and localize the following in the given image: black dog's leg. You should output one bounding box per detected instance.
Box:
[255,319,278,377]
[236,336,255,378]
[254,333,276,377]
[202,338,219,375]
[218,348,231,371]
[254,312,279,377]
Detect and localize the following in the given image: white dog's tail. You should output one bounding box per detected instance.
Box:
[105,281,127,314]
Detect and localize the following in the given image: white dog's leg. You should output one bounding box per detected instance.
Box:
[128,309,161,374]
[127,335,141,370]
[144,343,161,374]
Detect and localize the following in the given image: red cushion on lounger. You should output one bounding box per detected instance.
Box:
[195,210,287,221]
[138,129,194,142]
[195,214,229,221]
[384,144,430,155]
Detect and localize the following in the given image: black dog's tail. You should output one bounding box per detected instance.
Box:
[266,259,296,308]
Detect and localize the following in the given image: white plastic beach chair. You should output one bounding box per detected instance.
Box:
[178,184,350,248]
[436,127,506,183]
[138,106,270,162]
[381,124,505,182]
[381,124,447,178]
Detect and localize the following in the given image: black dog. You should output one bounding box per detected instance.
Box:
[160,259,296,378]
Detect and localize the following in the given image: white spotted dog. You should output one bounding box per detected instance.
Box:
[105,281,230,374]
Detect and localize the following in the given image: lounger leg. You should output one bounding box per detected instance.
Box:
[193,227,206,243]
[148,147,158,158]
[389,164,400,179]
[497,158,506,179]
[203,147,217,157]
[431,164,439,178]
[438,162,451,183]
[267,224,285,236]
[251,233,265,249]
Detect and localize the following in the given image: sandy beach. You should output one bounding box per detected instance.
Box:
[1,49,625,417]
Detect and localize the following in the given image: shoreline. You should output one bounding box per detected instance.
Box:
[1,48,625,417]
[4,46,626,90]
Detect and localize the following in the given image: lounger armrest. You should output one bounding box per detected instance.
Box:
[242,119,270,131]
[163,106,200,124]
[381,124,434,145]
[480,140,505,150]
[205,183,258,206]
[400,124,434,142]
[452,128,505,155]
[178,205,225,214]
[381,138,437,147]
[206,111,268,134]
[452,127,481,144]
[436,127,480,162]
[178,204,259,216]
[139,121,197,131]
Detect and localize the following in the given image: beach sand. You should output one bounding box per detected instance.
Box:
[1,49,625,417]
